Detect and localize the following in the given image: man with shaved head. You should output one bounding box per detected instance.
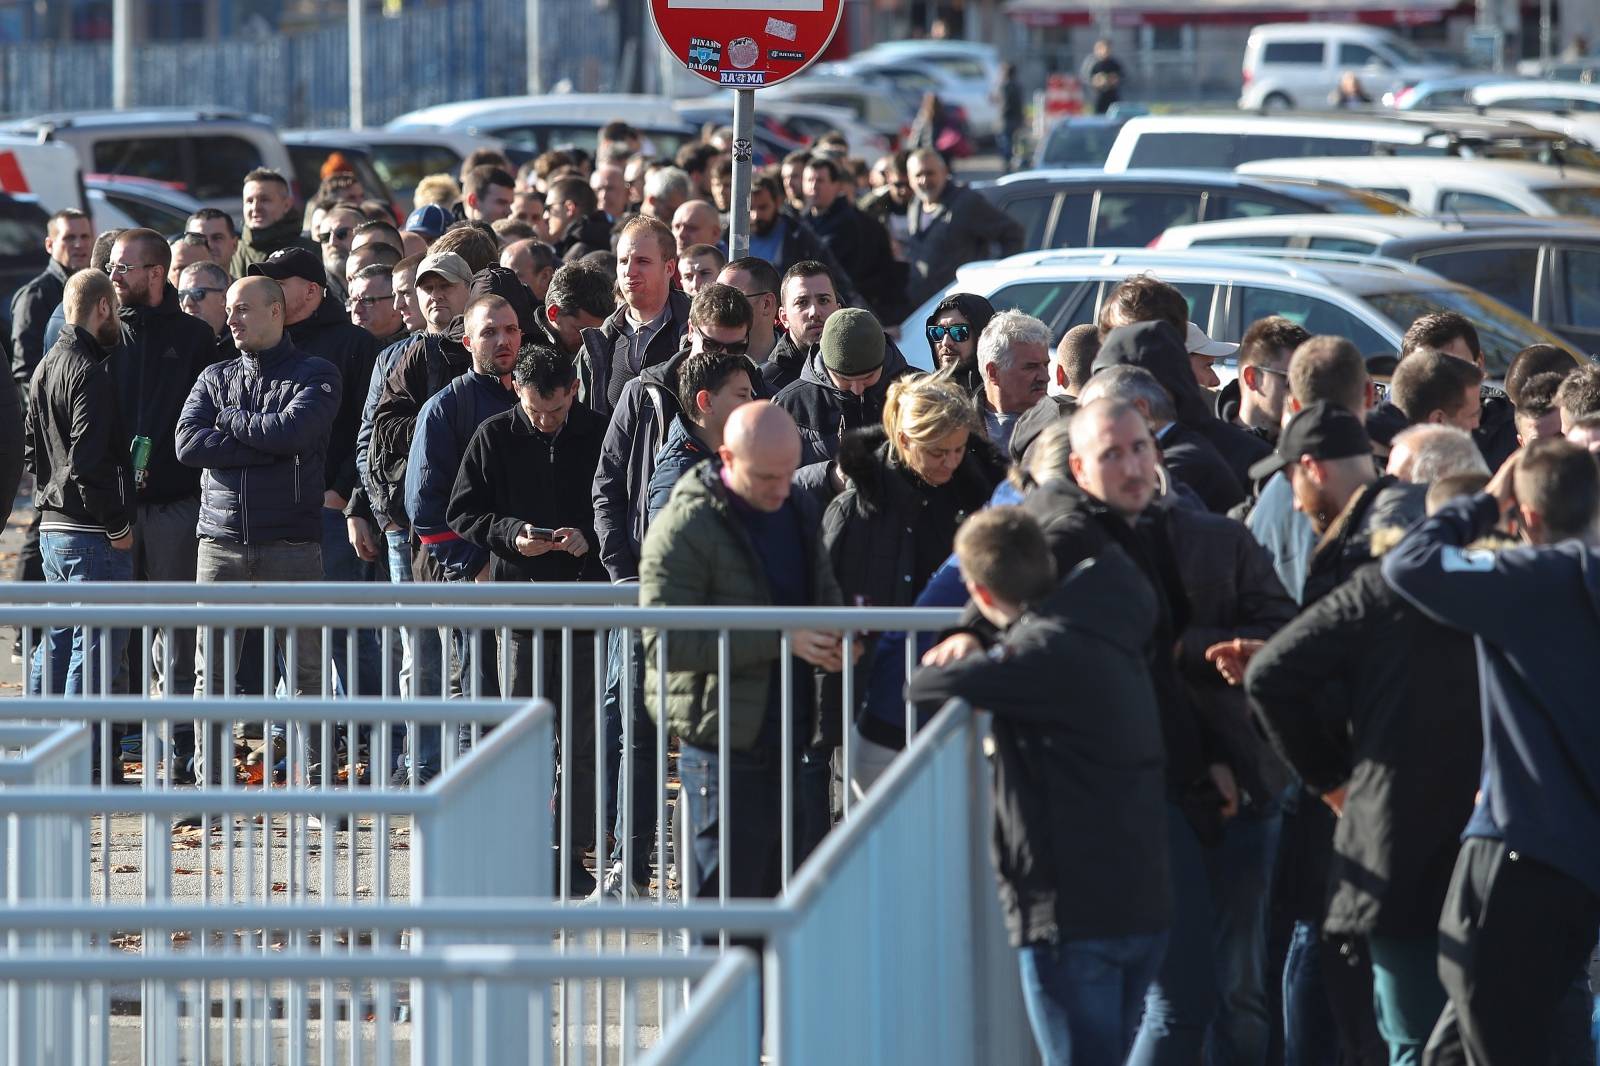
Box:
[499,238,556,303]
[640,400,851,899]
[671,199,723,256]
[177,274,341,782]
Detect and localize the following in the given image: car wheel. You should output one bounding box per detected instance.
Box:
[1261,92,1293,112]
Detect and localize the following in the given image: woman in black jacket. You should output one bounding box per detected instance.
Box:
[824,373,1006,779]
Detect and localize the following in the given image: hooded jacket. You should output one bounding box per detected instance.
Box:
[1383,491,1600,899]
[1157,421,1247,514]
[26,325,136,540]
[175,336,341,544]
[111,281,222,506]
[404,368,517,580]
[761,331,809,395]
[555,210,616,263]
[772,338,914,457]
[1249,526,1484,937]
[369,319,472,525]
[924,292,996,397]
[640,459,844,751]
[645,414,715,524]
[285,295,378,501]
[447,400,607,584]
[353,332,418,531]
[468,265,541,340]
[10,257,68,390]
[229,215,319,279]
[906,547,1173,946]
[579,288,692,419]
[1094,321,1271,493]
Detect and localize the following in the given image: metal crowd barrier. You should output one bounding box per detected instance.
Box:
[0,702,1040,1065]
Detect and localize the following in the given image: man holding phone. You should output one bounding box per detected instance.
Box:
[447,342,607,894]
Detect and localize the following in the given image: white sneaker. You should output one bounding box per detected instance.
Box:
[581,861,643,904]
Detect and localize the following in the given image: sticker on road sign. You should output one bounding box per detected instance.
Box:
[766,16,797,39]
[667,0,820,8]
[729,37,759,68]
[769,48,803,60]
[687,37,721,72]
[720,70,766,85]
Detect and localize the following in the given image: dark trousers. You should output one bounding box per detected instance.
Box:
[603,627,659,887]
[504,627,599,895]
[678,742,799,900]
[1423,837,1600,1066]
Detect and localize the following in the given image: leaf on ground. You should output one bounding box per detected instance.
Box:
[111,864,138,874]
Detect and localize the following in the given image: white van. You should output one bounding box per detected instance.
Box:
[0,136,84,215]
[1240,23,1457,111]
[1235,157,1600,217]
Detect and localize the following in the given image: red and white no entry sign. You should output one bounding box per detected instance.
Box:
[650,0,843,88]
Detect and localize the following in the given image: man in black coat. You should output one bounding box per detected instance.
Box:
[447,343,606,895]
[802,155,901,322]
[545,176,615,263]
[744,175,859,307]
[579,217,690,418]
[772,308,913,458]
[908,507,1171,1065]
[903,149,1024,308]
[12,208,92,392]
[106,229,225,762]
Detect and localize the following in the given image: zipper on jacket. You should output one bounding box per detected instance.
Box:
[293,454,302,504]
[240,466,249,545]
[115,465,125,506]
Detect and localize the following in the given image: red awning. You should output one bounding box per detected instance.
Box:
[1005,0,1458,29]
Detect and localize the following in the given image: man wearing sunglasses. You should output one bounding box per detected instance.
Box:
[176,262,230,344]
[316,205,365,310]
[1228,316,1308,446]
[105,229,222,769]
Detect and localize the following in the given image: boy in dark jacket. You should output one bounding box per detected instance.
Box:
[644,346,758,522]
[25,269,136,701]
[446,342,606,895]
[1382,441,1600,1066]
[907,507,1171,1066]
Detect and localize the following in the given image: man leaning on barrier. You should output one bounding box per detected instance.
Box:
[639,400,853,900]
[175,275,340,784]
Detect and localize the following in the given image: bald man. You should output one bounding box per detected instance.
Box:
[639,400,851,899]
[671,200,723,255]
[177,274,341,783]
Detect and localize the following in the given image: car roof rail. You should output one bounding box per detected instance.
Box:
[1021,247,1334,282]
[1187,247,1441,278]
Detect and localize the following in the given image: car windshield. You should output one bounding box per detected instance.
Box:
[1039,123,1121,168]
[1364,287,1575,376]
[1262,180,1418,216]
[1537,186,1600,217]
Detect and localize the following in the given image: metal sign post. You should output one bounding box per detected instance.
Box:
[729,89,756,259]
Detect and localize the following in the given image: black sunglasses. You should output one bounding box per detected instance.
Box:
[698,337,749,357]
[926,324,971,343]
[177,286,226,302]
[317,226,353,244]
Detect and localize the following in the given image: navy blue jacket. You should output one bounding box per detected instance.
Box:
[645,414,714,524]
[175,336,341,544]
[1382,491,1600,897]
[404,369,516,580]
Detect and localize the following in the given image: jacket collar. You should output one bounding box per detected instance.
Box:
[67,324,111,363]
[244,214,306,248]
[240,335,296,369]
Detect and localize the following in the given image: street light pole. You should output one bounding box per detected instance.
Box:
[349,0,366,129]
[112,0,133,110]
[729,89,755,259]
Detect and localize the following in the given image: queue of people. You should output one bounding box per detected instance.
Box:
[3,120,1598,1066]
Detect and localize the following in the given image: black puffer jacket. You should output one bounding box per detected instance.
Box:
[761,332,809,394]
[822,426,1004,610]
[1094,321,1271,493]
[556,211,616,263]
[175,337,341,544]
[25,326,136,539]
[1247,544,1482,937]
[907,546,1173,946]
[448,401,608,584]
[773,339,914,457]
[113,283,226,506]
[286,296,378,500]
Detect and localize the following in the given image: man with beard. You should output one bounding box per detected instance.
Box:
[746,175,857,304]
[903,148,1023,309]
[763,261,840,394]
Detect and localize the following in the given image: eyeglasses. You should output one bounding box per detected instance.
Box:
[697,337,750,356]
[106,262,155,277]
[177,286,226,302]
[317,226,353,244]
[926,324,971,343]
[1253,366,1290,379]
[736,289,773,304]
[347,293,394,311]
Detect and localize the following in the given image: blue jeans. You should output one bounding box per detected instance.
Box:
[677,743,792,900]
[1206,800,1284,1066]
[604,627,658,885]
[1283,921,1339,1066]
[1019,933,1170,1066]
[31,529,134,696]
[384,528,414,699]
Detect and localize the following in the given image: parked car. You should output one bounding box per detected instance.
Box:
[279,135,399,219]
[1240,23,1458,111]
[1235,156,1600,217]
[84,176,202,234]
[387,94,699,159]
[1469,80,1600,113]
[815,57,994,141]
[1156,215,1600,350]
[759,76,918,145]
[682,98,889,158]
[1032,114,1132,169]
[981,169,1414,252]
[896,248,1577,375]
[1385,74,1527,110]
[1,109,292,217]
[671,101,852,165]
[1103,111,1599,172]
[287,129,502,215]
[849,40,1003,138]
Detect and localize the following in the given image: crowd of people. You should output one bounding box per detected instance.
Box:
[3,116,1598,1066]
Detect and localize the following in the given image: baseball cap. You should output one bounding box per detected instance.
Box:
[820,307,886,377]
[246,247,326,288]
[1247,401,1372,482]
[416,251,472,288]
[405,203,451,241]
[1185,321,1239,359]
